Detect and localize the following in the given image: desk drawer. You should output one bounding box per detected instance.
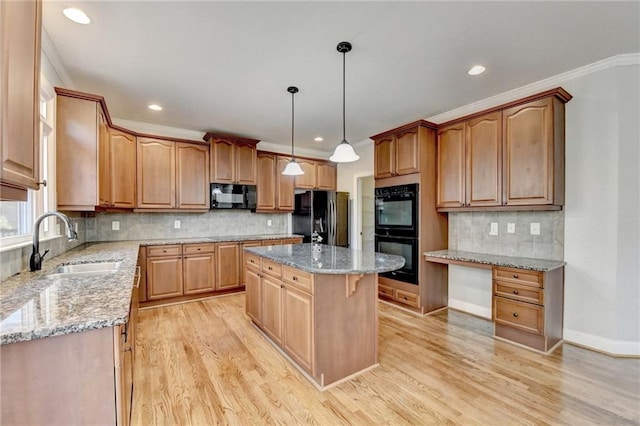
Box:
[283,266,313,294]
[378,284,394,299]
[147,245,182,257]
[262,259,282,278]
[395,289,419,308]
[183,243,215,255]
[245,252,261,269]
[494,282,544,305]
[493,267,543,288]
[493,297,543,335]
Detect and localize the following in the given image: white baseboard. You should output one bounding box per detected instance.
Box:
[564,329,640,357]
[448,299,492,320]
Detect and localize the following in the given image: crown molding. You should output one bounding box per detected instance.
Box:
[257,141,331,159]
[426,53,640,125]
[112,118,206,142]
[41,29,75,89]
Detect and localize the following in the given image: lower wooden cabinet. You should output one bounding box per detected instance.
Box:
[245,258,262,325]
[147,254,183,300]
[377,276,420,309]
[261,273,284,345]
[183,243,216,295]
[282,283,314,372]
[241,240,262,285]
[215,242,241,290]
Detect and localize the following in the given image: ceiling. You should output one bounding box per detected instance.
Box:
[42,1,639,153]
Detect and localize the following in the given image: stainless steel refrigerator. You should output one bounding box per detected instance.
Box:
[292,190,349,247]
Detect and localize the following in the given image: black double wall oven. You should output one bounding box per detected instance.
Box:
[375,183,419,285]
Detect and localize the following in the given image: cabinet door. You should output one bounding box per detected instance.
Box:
[436,123,465,208]
[137,138,175,208]
[215,242,241,290]
[109,129,136,208]
[210,138,235,183]
[503,98,555,205]
[241,241,262,284]
[256,153,276,210]
[294,159,317,189]
[98,110,110,207]
[283,285,313,373]
[176,143,209,209]
[235,142,257,184]
[147,257,183,299]
[261,274,283,345]
[183,254,215,294]
[395,128,420,176]
[316,162,337,191]
[374,136,395,179]
[245,266,262,325]
[0,0,41,192]
[466,112,501,207]
[276,156,295,211]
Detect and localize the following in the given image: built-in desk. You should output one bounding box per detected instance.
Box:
[424,250,565,353]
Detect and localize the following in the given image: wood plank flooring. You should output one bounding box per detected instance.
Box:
[132,294,640,425]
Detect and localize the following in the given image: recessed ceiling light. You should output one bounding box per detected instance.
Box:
[63,7,91,25]
[314,137,323,142]
[148,104,163,111]
[468,65,486,76]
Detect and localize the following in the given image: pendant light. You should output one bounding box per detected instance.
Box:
[330,41,360,163]
[282,86,305,176]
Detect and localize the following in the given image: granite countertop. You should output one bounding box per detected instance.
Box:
[245,243,405,274]
[0,234,301,345]
[423,250,565,272]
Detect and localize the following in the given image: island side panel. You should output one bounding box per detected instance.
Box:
[313,273,378,386]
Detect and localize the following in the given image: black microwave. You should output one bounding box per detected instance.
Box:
[210,184,257,210]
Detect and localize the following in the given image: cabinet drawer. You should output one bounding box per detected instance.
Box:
[245,252,261,269]
[283,266,313,294]
[378,284,394,299]
[183,243,215,255]
[262,259,282,278]
[493,297,543,335]
[494,282,544,305]
[395,289,419,307]
[493,267,543,288]
[147,245,182,257]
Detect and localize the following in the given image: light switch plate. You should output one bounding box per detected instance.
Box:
[489,222,499,235]
[507,223,516,233]
[111,221,120,231]
[174,220,181,229]
[530,222,540,235]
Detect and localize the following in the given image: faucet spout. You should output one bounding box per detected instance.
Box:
[30,211,78,271]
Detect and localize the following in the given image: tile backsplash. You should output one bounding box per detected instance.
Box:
[448,210,564,261]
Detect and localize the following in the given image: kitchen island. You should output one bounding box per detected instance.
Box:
[244,243,405,390]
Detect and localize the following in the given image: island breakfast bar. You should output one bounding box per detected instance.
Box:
[244,243,405,390]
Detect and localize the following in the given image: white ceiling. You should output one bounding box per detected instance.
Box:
[43,1,639,152]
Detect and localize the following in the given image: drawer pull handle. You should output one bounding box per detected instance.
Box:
[293,276,298,281]
[268,267,272,271]
[197,248,201,251]
[163,250,167,253]
[513,274,519,278]
[513,312,519,318]
[513,290,519,295]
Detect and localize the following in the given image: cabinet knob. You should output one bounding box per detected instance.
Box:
[268,266,272,271]
[163,250,167,253]
[513,312,519,318]
[513,274,519,279]
[293,276,298,281]
[197,248,201,251]
[513,290,519,295]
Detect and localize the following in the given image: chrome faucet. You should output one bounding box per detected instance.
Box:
[30,211,78,271]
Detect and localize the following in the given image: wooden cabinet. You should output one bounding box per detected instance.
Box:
[98,110,110,206]
[245,253,262,325]
[436,89,570,211]
[294,159,337,190]
[205,133,259,184]
[137,138,208,210]
[215,242,241,290]
[261,273,284,345]
[146,246,183,300]
[256,152,295,212]
[377,276,420,309]
[437,112,501,208]
[241,240,261,285]
[373,125,421,179]
[0,0,42,200]
[183,243,216,294]
[282,267,314,372]
[107,129,137,208]
[492,266,564,352]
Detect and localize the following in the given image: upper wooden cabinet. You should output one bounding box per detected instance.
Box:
[437,112,501,208]
[436,88,571,211]
[276,156,295,210]
[294,159,337,190]
[137,138,209,210]
[0,0,42,200]
[108,129,137,208]
[204,132,259,184]
[372,121,434,180]
[256,153,296,212]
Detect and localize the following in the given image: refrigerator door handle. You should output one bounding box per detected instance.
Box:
[331,199,337,245]
[328,199,334,245]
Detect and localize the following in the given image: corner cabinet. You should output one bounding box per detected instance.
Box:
[205,132,259,184]
[373,125,422,179]
[0,0,42,200]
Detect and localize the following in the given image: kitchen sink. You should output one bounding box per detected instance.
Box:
[47,261,123,277]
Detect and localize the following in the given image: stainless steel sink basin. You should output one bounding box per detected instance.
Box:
[48,261,122,277]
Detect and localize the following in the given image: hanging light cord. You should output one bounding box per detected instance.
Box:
[291,90,295,157]
[342,49,346,143]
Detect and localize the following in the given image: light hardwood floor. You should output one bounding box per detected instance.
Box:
[132,293,640,425]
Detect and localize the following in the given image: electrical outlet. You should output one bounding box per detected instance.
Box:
[507,223,516,233]
[174,220,181,229]
[267,220,272,227]
[530,222,540,235]
[489,222,498,236]
[112,221,120,231]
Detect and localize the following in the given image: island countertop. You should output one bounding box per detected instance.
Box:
[245,243,405,274]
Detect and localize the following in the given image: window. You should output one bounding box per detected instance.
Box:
[0,79,56,248]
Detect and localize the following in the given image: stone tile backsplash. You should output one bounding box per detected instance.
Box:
[448,210,564,261]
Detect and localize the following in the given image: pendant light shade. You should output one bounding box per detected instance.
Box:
[282,86,305,176]
[330,41,360,163]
